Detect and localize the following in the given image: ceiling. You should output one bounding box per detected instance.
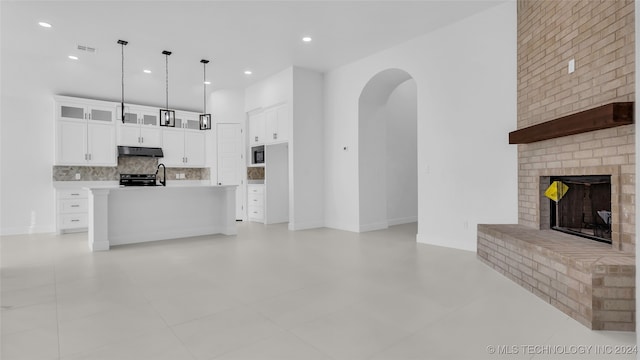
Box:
[1,1,504,112]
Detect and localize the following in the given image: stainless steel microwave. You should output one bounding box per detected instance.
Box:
[252,145,265,164]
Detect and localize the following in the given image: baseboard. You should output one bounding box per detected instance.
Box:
[388,216,418,226]
[288,220,324,231]
[416,232,476,252]
[359,221,388,232]
[1,225,56,236]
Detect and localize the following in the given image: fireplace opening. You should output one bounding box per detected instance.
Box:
[549,175,612,244]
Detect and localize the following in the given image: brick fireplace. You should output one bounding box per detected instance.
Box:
[478,0,635,331]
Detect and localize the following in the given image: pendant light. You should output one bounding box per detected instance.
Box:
[199,59,212,130]
[159,50,175,127]
[117,39,128,123]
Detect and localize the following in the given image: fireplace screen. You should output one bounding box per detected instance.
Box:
[548,175,612,244]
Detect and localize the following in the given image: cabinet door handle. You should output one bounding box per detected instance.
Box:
[71,205,80,208]
[70,193,80,196]
[71,219,80,222]
[88,113,91,120]
[89,154,92,160]
[273,133,277,140]
[141,137,144,143]
[255,136,258,142]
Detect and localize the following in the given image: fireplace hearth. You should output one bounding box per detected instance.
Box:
[549,175,611,244]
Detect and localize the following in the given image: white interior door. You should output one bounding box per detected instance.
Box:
[217,123,244,220]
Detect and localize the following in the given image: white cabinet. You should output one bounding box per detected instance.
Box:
[56,188,88,233]
[264,104,288,144]
[87,123,116,165]
[117,105,162,147]
[161,112,206,167]
[55,97,117,166]
[58,101,115,123]
[248,112,265,145]
[247,184,265,222]
[247,103,288,145]
[246,143,289,224]
[185,131,206,166]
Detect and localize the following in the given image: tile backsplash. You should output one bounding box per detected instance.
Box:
[247,167,265,180]
[53,157,210,181]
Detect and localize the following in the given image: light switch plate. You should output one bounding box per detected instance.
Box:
[568,58,575,74]
[75,173,81,180]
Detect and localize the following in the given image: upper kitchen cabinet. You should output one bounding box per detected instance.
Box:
[161,111,206,168]
[264,103,288,144]
[248,111,266,145]
[55,96,117,166]
[248,103,288,145]
[117,105,162,147]
[57,99,115,123]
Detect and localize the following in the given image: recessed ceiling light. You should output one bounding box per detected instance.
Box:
[143,69,152,74]
[68,55,79,60]
[302,36,312,42]
[204,81,211,85]
[244,70,252,75]
[38,22,52,28]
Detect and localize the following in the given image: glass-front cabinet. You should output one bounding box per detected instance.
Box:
[55,96,117,166]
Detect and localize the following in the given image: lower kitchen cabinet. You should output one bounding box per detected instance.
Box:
[247,184,265,223]
[56,188,88,233]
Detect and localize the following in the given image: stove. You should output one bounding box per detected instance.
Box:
[119,173,158,187]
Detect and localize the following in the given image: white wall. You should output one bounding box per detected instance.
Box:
[634,0,639,341]
[245,68,293,113]
[291,67,324,230]
[324,2,518,251]
[0,65,57,235]
[358,85,388,231]
[386,79,417,225]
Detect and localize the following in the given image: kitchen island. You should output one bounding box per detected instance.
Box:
[86,185,237,251]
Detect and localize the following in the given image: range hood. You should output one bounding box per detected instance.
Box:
[118,146,164,158]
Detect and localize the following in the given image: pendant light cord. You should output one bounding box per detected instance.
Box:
[203,62,206,113]
[121,42,125,122]
[165,54,169,110]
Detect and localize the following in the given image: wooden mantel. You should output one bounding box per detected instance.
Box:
[509,102,634,144]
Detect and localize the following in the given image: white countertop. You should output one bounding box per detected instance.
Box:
[54,180,218,189]
[85,184,236,192]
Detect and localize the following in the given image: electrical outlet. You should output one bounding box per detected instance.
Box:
[175,174,180,179]
[75,173,81,180]
[180,173,186,179]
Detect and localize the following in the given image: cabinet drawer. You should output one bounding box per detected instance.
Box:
[247,193,264,206]
[248,206,264,220]
[61,214,88,229]
[248,185,264,194]
[60,199,88,213]
[58,189,87,199]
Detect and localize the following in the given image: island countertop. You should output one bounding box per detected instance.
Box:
[87,185,237,251]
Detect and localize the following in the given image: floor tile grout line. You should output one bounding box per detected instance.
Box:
[53,260,62,360]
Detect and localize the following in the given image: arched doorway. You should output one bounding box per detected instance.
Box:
[358,69,417,232]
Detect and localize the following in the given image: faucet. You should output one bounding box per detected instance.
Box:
[155,163,166,186]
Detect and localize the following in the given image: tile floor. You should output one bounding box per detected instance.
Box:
[1,222,636,360]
